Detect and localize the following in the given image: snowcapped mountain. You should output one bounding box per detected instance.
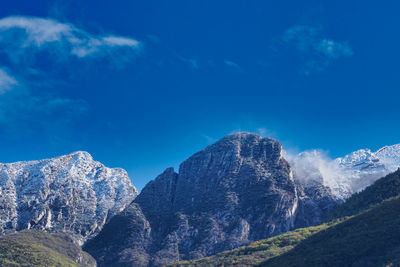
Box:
[338,144,400,173]
[336,144,400,194]
[0,151,137,244]
[289,143,400,200]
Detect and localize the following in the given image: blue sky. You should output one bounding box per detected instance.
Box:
[0,0,399,190]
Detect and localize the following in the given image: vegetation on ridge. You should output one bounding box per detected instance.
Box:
[261,196,400,267]
[0,230,96,267]
[166,222,339,267]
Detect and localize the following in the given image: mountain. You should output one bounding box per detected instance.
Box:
[0,151,137,244]
[0,230,96,267]
[335,144,400,193]
[0,133,397,266]
[84,133,341,266]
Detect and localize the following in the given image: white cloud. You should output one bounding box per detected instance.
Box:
[282,25,353,74]
[0,16,135,134]
[102,36,140,47]
[285,149,352,199]
[0,16,72,46]
[317,39,353,59]
[0,16,141,58]
[0,69,17,93]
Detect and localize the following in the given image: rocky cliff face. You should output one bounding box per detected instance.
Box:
[288,150,345,228]
[0,151,137,244]
[86,133,338,266]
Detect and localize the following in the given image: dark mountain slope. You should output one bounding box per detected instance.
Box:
[261,196,400,267]
[83,203,151,267]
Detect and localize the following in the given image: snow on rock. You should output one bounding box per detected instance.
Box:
[336,144,400,194]
[289,144,400,200]
[0,151,137,244]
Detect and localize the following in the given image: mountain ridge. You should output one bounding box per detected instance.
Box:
[1,132,400,266]
[0,150,137,244]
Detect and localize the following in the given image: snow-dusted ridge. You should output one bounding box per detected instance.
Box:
[288,143,400,200]
[0,151,137,244]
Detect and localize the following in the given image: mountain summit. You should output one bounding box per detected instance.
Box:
[0,151,137,244]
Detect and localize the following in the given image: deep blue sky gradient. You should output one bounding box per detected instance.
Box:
[1,0,399,190]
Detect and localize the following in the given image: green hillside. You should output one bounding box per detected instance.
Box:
[261,196,400,267]
[327,169,400,220]
[166,222,339,267]
[0,230,96,267]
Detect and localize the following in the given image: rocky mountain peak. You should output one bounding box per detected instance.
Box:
[207,132,281,159]
[0,151,137,244]
[86,133,301,266]
[334,143,400,193]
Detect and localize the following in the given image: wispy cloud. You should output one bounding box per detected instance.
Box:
[224,60,242,71]
[0,16,141,59]
[281,25,353,74]
[0,15,140,137]
[0,69,17,93]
